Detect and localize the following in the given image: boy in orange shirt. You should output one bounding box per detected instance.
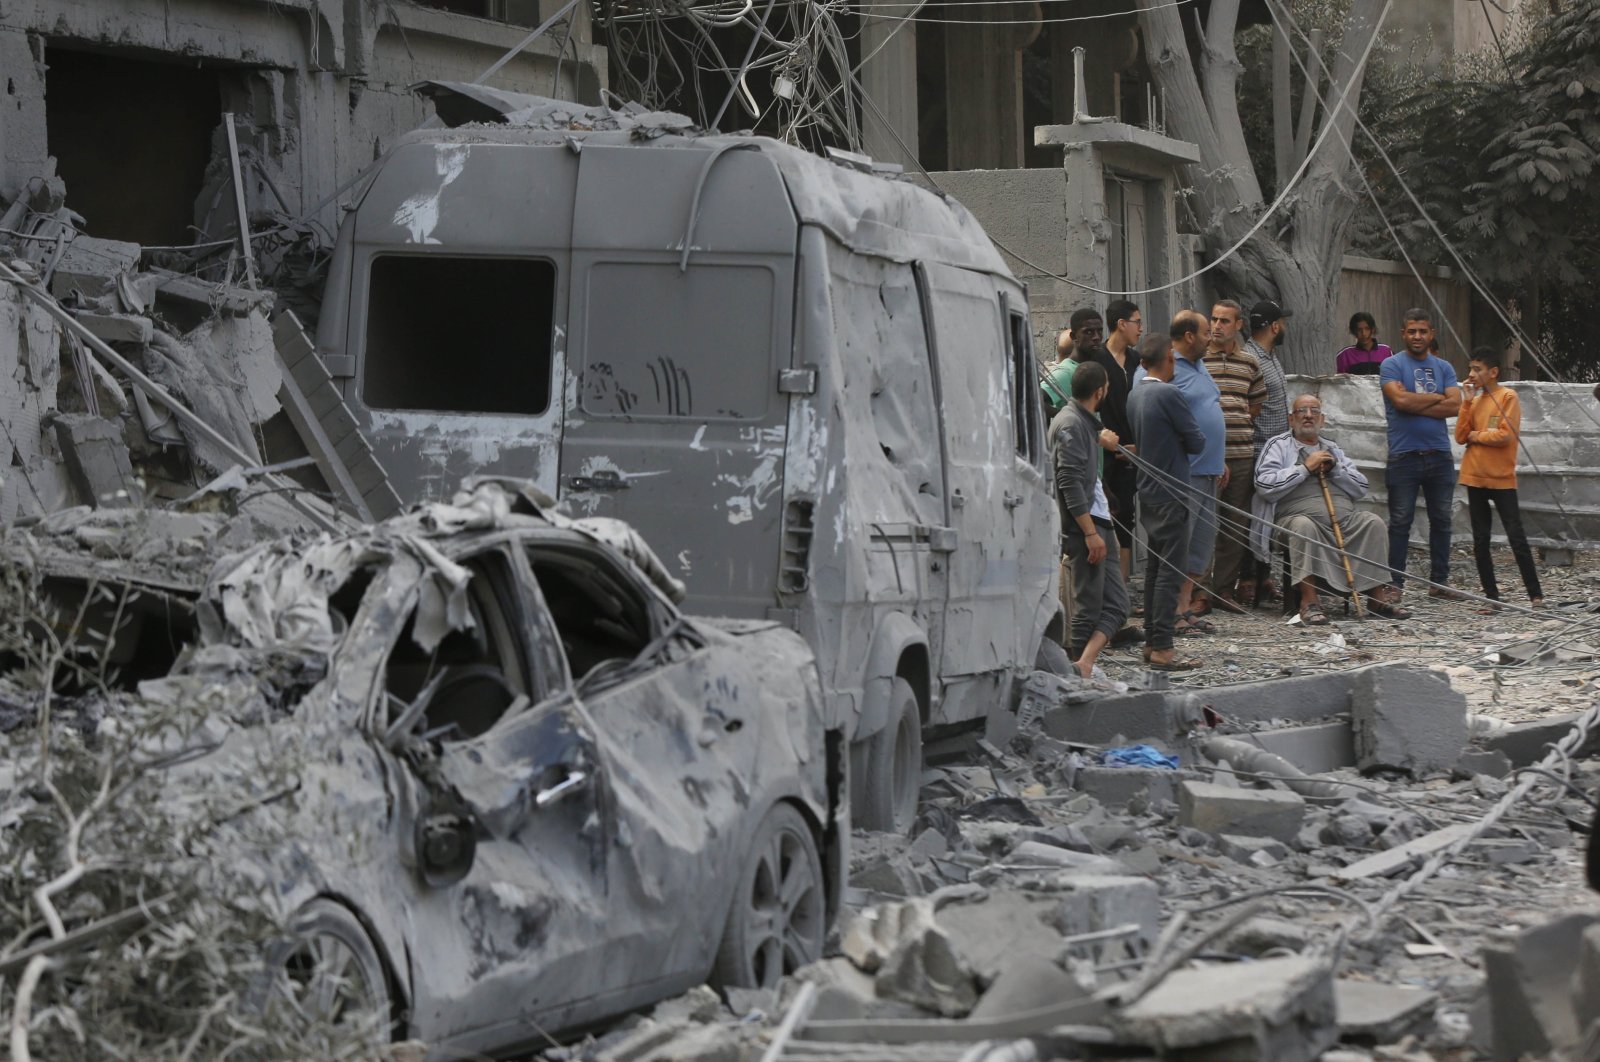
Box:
[1457,347,1543,608]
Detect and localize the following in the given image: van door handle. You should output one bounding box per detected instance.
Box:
[564,470,630,492]
[1003,492,1024,510]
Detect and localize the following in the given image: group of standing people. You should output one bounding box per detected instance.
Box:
[1045,301,1545,678]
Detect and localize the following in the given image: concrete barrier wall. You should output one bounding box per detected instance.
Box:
[1292,375,1600,549]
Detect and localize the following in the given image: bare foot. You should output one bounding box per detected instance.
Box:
[1073,658,1093,680]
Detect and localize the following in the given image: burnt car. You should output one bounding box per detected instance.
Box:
[8,483,845,1057]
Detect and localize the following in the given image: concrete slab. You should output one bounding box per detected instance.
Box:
[1108,955,1338,1061]
[1332,822,1475,881]
[1334,979,1437,1043]
[1048,875,1159,967]
[1250,720,1357,774]
[1351,665,1468,776]
[1178,780,1306,843]
[1040,689,1177,746]
[1456,747,1514,779]
[1483,712,1600,767]
[73,311,154,345]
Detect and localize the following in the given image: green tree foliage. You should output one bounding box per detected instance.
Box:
[1375,1,1600,377]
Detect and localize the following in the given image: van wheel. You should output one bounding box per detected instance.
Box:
[711,803,826,988]
[855,678,922,833]
[1036,637,1074,677]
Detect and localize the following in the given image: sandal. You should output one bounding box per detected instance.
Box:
[1298,602,1329,626]
[1260,581,1284,603]
[1148,656,1202,672]
[1236,582,1258,608]
[1365,597,1411,620]
[1178,611,1217,634]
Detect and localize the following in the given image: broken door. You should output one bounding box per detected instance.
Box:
[557,143,798,619]
[917,261,1030,724]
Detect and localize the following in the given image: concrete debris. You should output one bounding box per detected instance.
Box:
[840,899,980,1017]
[1481,912,1600,1061]
[1334,979,1438,1043]
[1351,665,1469,777]
[1178,779,1306,843]
[1106,956,1339,1061]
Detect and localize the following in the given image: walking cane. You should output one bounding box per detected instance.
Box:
[1317,468,1366,618]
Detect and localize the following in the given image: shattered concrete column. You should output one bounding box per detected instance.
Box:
[858,1,919,169]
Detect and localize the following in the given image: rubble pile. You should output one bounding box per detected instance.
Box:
[1,173,390,527]
[549,662,1600,1062]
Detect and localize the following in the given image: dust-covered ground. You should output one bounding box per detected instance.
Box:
[1096,545,1600,725]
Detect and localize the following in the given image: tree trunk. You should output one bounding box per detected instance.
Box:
[1135,0,1389,375]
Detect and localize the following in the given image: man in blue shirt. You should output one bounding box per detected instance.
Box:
[1380,308,1461,596]
[1167,310,1227,630]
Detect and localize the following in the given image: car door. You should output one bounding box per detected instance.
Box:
[520,538,767,997]
[376,547,619,1051]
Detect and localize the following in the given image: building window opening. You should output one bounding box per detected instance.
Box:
[363,255,556,416]
[44,47,221,247]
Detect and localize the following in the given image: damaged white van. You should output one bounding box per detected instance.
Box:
[316,83,1063,830]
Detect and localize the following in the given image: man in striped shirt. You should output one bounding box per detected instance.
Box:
[1199,300,1266,614]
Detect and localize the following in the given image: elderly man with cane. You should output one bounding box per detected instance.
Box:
[1251,395,1411,624]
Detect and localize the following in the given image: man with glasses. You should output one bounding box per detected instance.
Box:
[1252,395,1411,625]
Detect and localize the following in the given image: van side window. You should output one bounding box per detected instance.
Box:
[581,263,773,420]
[1007,311,1042,465]
[364,255,555,416]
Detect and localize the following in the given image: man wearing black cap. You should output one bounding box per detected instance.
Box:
[1240,299,1292,606]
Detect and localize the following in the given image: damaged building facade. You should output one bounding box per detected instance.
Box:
[0,0,605,246]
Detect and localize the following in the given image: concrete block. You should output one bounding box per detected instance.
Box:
[1048,875,1159,967]
[52,415,135,508]
[969,954,1102,1022]
[73,311,153,345]
[1040,689,1177,746]
[1483,712,1600,767]
[1481,912,1600,1060]
[1335,979,1437,1043]
[1217,834,1290,867]
[1178,780,1305,843]
[1073,765,1179,808]
[49,236,140,300]
[1456,747,1514,779]
[1351,665,1468,776]
[934,890,1063,985]
[1108,955,1338,1062]
[1249,721,1357,774]
[1222,916,1311,957]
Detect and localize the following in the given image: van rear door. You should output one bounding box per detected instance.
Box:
[558,143,798,619]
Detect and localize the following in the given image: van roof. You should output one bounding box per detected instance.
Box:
[371,81,1014,277]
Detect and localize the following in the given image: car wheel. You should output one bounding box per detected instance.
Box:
[267,900,394,1046]
[855,677,922,833]
[711,803,826,989]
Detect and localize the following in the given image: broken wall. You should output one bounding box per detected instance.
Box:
[0,0,606,240]
[1298,374,1600,550]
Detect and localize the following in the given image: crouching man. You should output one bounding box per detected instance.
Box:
[1251,395,1411,625]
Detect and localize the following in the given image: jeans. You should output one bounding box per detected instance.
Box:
[1142,498,1191,651]
[1466,486,1543,601]
[1065,518,1131,653]
[1185,474,1220,576]
[1386,450,1456,588]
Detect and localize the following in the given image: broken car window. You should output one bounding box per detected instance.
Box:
[525,547,661,688]
[580,263,773,420]
[363,255,556,416]
[383,555,529,743]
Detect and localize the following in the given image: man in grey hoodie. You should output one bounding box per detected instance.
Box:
[1054,361,1128,678]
